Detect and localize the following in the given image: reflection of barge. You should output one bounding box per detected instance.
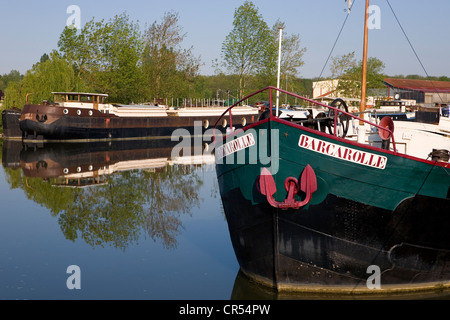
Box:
[18,92,260,141]
[2,140,210,251]
[17,139,214,187]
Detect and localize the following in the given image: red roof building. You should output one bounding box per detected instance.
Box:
[384,78,450,105]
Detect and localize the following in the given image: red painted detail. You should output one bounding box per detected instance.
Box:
[300,164,318,202]
[258,168,278,208]
[258,165,317,210]
[283,177,299,207]
[378,116,395,140]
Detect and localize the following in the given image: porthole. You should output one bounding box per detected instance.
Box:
[241,117,247,127]
[63,168,69,174]
[89,110,93,116]
[203,119,209,129]
[77,110,82,116]
[63,109,69,115]
[77,167,82,173]
[222,119,227,128]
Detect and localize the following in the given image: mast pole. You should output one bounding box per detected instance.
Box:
[276,27,283,116]
[360,0,369,117]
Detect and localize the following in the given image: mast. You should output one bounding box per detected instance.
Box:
[276,27,283,116]
[360,0,369,116]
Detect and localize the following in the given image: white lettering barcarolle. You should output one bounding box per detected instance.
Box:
[215,133,255,160]
[298,134,387,169]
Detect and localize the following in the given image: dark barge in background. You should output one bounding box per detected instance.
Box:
[2,108,22,139]
[16,92,261,141]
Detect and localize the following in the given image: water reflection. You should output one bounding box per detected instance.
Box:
[1,139,216,251]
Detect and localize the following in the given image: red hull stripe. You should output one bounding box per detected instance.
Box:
[222,117,448,168]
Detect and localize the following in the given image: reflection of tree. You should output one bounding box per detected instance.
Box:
[3,167,74,216]
[2,164,203,250]
[58,170,147,250]
[145,166,202,248]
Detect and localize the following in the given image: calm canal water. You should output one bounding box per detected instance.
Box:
[0,139,241,300]
[2,139,450,301]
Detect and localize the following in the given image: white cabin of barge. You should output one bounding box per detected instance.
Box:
[52,92,109,111]
[51,92,169,117]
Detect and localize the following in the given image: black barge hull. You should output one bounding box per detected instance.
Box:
[19,104,258,141]
[220,185,450,294]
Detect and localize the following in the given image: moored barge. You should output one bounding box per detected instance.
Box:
[19,92,260,141]
[214,86,450,294]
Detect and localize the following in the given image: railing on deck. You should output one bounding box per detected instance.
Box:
[213,86,396,152]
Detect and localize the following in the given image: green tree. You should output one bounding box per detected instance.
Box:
[330,52,357,79]
[3,81,23,109]
[142,11,201,101]
[40,53,50,63]
[58,22,94,80]
[58,13,145,103]
[3,51,79,108]
[202,74,241,103]
[221,1,272,99]
[0,70,23,92]
[337,56,386,99]
[94,13,145,103]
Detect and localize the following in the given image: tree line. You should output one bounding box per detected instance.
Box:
[1,2,307,109]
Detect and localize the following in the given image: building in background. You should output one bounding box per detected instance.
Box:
[384,78,450,107]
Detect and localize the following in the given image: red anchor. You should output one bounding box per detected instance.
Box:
[258,165,317,210]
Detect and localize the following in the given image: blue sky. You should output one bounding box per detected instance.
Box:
[1,0,449,79]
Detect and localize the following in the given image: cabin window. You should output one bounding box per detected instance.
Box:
[80,95,92,102]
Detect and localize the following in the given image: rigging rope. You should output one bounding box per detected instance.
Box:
[313,0,355,92]
[385,0,445,103]
[315,0,445,104]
